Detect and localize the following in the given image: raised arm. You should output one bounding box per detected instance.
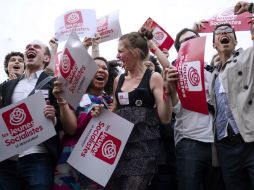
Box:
[192,20,208,33]
[148,40,170,69]
[234,1,253,15]
[82,33,101,58]
[52,80,77,135]
[47,37,58,74]
[234,1,254,46]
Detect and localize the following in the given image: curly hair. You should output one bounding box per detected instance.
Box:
[4,51,24,75]
[149,55,162,73]
[105,60,120,96]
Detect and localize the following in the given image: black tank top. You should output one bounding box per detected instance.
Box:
[115,69,155,109]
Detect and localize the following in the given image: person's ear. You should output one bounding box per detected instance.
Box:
[4,67,8,75]
[213,43,217,49]
[43,55,50,64]
[133,48,140,57]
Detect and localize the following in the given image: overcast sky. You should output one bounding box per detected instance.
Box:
[0,0,251,83]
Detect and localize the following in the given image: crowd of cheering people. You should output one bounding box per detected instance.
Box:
[0,1,254,190]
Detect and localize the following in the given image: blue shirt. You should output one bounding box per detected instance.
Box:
[214,75,240,140]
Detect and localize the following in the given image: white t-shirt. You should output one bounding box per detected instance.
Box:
[173,70,214,145]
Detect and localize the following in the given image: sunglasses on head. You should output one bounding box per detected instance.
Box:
[214,26,233,35]
[179,35,198,44]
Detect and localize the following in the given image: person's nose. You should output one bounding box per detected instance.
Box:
[116,53,120,60]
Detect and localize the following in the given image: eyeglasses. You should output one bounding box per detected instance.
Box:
[179,35,198,45]
[214,27,233,35]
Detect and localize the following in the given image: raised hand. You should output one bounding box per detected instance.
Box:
[193,20,208,32]
[8,73,19,80]
[91,104,104,117]
[234,1,251,15]
[49,37,58,52]
[44,104,56,124]
[52,80,67,105]
[164,66,179,88]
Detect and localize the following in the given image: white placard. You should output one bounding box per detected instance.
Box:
[58,31,98,109]
[97,11,122,43]
[0,92,56,162]
[55,9,97,42]
[67,109,134,187]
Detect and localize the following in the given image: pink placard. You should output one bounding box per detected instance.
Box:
[175,36,208,114]
[199,7,252,33]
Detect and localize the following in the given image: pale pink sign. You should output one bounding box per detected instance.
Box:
[199,7,252,33]
[97,11,122,43]
[55,9,97,42]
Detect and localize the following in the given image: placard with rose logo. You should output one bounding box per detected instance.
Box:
[55,9,97,42]
[142,17,174,51]
[67,109,134,187]
[175,36,208,114]
[96,10,122,43]
[0,92,56,162]
[58,31,98,109]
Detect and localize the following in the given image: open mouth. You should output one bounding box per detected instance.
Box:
[27,51,36,59]
[95,75,104,81]
[13,65,21,70]
[220,36,230,44]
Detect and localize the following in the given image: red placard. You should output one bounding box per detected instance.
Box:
[175,36,208,114]
[2,103,34,137]
[143,17,174,51]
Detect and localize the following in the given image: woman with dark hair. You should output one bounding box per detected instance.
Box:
[104,60,120,96]
[105,28,173,190]
[53,56,112,190]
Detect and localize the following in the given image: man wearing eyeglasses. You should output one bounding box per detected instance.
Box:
[208,1,254,189]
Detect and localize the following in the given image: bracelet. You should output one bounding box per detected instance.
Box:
[57,99,68,105]
[248,2,253,13]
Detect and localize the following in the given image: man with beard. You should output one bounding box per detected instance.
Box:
[0,40,60,190]
[208,1,254,189]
